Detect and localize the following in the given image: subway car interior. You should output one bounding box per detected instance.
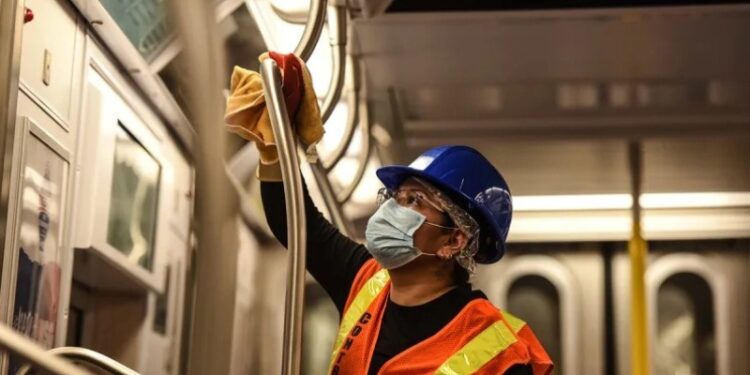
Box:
[0,0,749,374]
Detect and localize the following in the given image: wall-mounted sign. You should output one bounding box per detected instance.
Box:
[10,118,70,371]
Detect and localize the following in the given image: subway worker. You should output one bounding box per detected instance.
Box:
[260,145,553,375]
[226,53,553,374]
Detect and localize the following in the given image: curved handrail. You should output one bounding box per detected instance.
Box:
[261,59,308,375]
[293,0,328,61]
[322,55,360,171]
[0,324,91,375]
[336,108,371,203]
[48,347,140,375]
[270,2,308,24]
[319,5,347,123]
[16,347,140,375]
[310,159,350,236]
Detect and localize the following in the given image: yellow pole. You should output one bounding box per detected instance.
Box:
[628,142,650,375]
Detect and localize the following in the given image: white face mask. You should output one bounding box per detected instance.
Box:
[364,198,443,270]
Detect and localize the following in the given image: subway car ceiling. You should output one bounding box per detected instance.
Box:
[350,3,750,197]
[63,0,750,216]
[72,0,750,200]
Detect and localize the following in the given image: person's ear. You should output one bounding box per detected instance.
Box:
[436,230,468,259]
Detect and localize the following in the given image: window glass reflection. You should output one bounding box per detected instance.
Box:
[508,275,562,374]
[107,124,160,270]
[656,272,716,375]
[99,0,172,60]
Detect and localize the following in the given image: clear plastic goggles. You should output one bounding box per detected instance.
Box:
[377,187,445,214]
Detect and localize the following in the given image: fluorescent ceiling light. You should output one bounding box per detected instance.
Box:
[513,192,750,212]
[513,194,632,211]
[640,192,750,209]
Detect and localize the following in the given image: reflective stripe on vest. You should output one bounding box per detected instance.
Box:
[328,269,390,374]
[502,311,527,334]
[434,320,518,375]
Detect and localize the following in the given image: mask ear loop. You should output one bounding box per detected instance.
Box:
[423,221,457,230]
[419,250,451,261]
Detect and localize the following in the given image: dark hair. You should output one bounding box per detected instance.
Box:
[453,262,470,285]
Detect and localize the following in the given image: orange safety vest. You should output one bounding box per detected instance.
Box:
[328,259,554,375]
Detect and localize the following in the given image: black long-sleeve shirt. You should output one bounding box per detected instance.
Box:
[261,181,532,374]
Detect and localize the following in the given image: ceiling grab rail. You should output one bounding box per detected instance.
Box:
[0,324,91,375]
[336,99,371,203]
[322,54,360,172]
[270,2,309,24]
[16,347,140,375]
[261,59,308,375]
[319,5,347,123]
[226,2,350,234]
[293,0,328,61]
[303,4,353,235]
[310,158,351,235]
[223,0,326,187]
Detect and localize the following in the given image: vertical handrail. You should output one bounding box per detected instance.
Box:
[261,59,307,375]
[0,324,91,375]
[229,1,352,236]
[628,141,650,375]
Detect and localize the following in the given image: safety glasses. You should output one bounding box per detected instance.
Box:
[377,188,457,230]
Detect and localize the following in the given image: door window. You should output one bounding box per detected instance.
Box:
[655,272,716,375]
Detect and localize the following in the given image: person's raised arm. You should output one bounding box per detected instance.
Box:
[258,163,371,312]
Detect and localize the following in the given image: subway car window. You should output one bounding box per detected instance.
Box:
[508,275,563,374]
[97,0,171,60]
[107,123,161,271]
[656,272,716,375]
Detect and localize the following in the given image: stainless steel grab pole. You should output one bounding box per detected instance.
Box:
[293,0,328,61]
[228,0,326,171]
[261,59,308,375]
[0,324,91,375]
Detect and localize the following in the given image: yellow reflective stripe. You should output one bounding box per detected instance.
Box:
[435,320,518,375]
[327,269,390,374]
[502,311,527,334]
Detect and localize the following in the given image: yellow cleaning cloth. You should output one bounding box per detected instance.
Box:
[224,52,324,164]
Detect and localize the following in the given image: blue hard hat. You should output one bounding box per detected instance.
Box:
[376,145,512,263]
